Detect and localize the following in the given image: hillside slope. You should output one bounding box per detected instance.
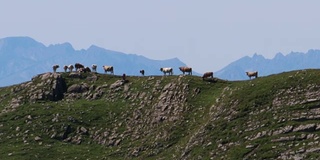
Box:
[1,70,320,159]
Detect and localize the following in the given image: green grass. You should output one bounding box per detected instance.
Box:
[1,70,320,159]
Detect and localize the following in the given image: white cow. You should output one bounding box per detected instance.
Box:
[246,71,258,79]
[103,65,114,74]
[160,67,173,75]
[68,64,74,72]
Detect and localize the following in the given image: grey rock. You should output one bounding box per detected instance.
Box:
[67,84,89,93]
[110,80,124,89]
[293,124,316,132]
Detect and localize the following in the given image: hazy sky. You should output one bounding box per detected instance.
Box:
[1,0,320,73]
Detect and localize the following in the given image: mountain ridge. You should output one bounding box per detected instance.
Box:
[0,36,189,87]
[3,36,320,87]
[215,49,320,80]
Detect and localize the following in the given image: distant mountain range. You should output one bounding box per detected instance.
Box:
[2,36,320,87]
[0,37,188,87]
[215,50,320,80]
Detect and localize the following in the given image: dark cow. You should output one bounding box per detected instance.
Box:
[75,63,85,71]
[202,72,213,80]
[52,64,59,73]
[79,67,91,73]
[140,70,145,76]
[63,65,68,72]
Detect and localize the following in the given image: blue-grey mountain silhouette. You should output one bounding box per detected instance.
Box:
[215,50,320,80]
[0,37,188,87]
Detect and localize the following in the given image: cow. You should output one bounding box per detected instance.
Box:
[75,63,84,71]
[102,65,114,74]
[79,66,91,73]
[246,71,258,79]
[92,64,97,72]
[68,64,74,72]
[63,65,68,72]
[140,70,145,76]
[160,67,173,75]
[52,64,59,73]
[202,72,213,80]
[179,67,192,75]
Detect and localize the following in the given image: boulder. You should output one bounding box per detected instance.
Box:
[67,84,89,93]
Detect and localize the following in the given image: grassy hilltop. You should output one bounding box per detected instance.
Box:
[1,70,320,159]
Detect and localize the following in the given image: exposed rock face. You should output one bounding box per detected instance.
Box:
[3,70,320,159]
[52,74,67,100]
[150,82,189,124]
[1,72,67,115]
[67,84,89,93]
[30,72,67,101]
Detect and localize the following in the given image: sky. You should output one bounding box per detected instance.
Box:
[1,0,320,73]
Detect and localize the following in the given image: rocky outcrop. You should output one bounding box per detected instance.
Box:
[29,73,67,101]
[1,73,67,115]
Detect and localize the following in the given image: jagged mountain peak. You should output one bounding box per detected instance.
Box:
[252,53,265,59]
[215,50,320,80]
[48,42,75,52]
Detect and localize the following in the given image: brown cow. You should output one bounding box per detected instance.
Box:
[202,72,213,80]
[246,71,258,79]
[179,67,192,75]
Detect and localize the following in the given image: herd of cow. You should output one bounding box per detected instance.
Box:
[52,63,258,80]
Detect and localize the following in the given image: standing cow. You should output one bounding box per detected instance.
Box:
[75,63,84,71]
[179,67,192,75]
[103,65,114,74]
[160,67,173,76]
[52,64,59,73]
[140,70,145,76]
[92,64,97,72]
[68,64,74,72]
[63,65,68,72]
[246,71,258,79]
